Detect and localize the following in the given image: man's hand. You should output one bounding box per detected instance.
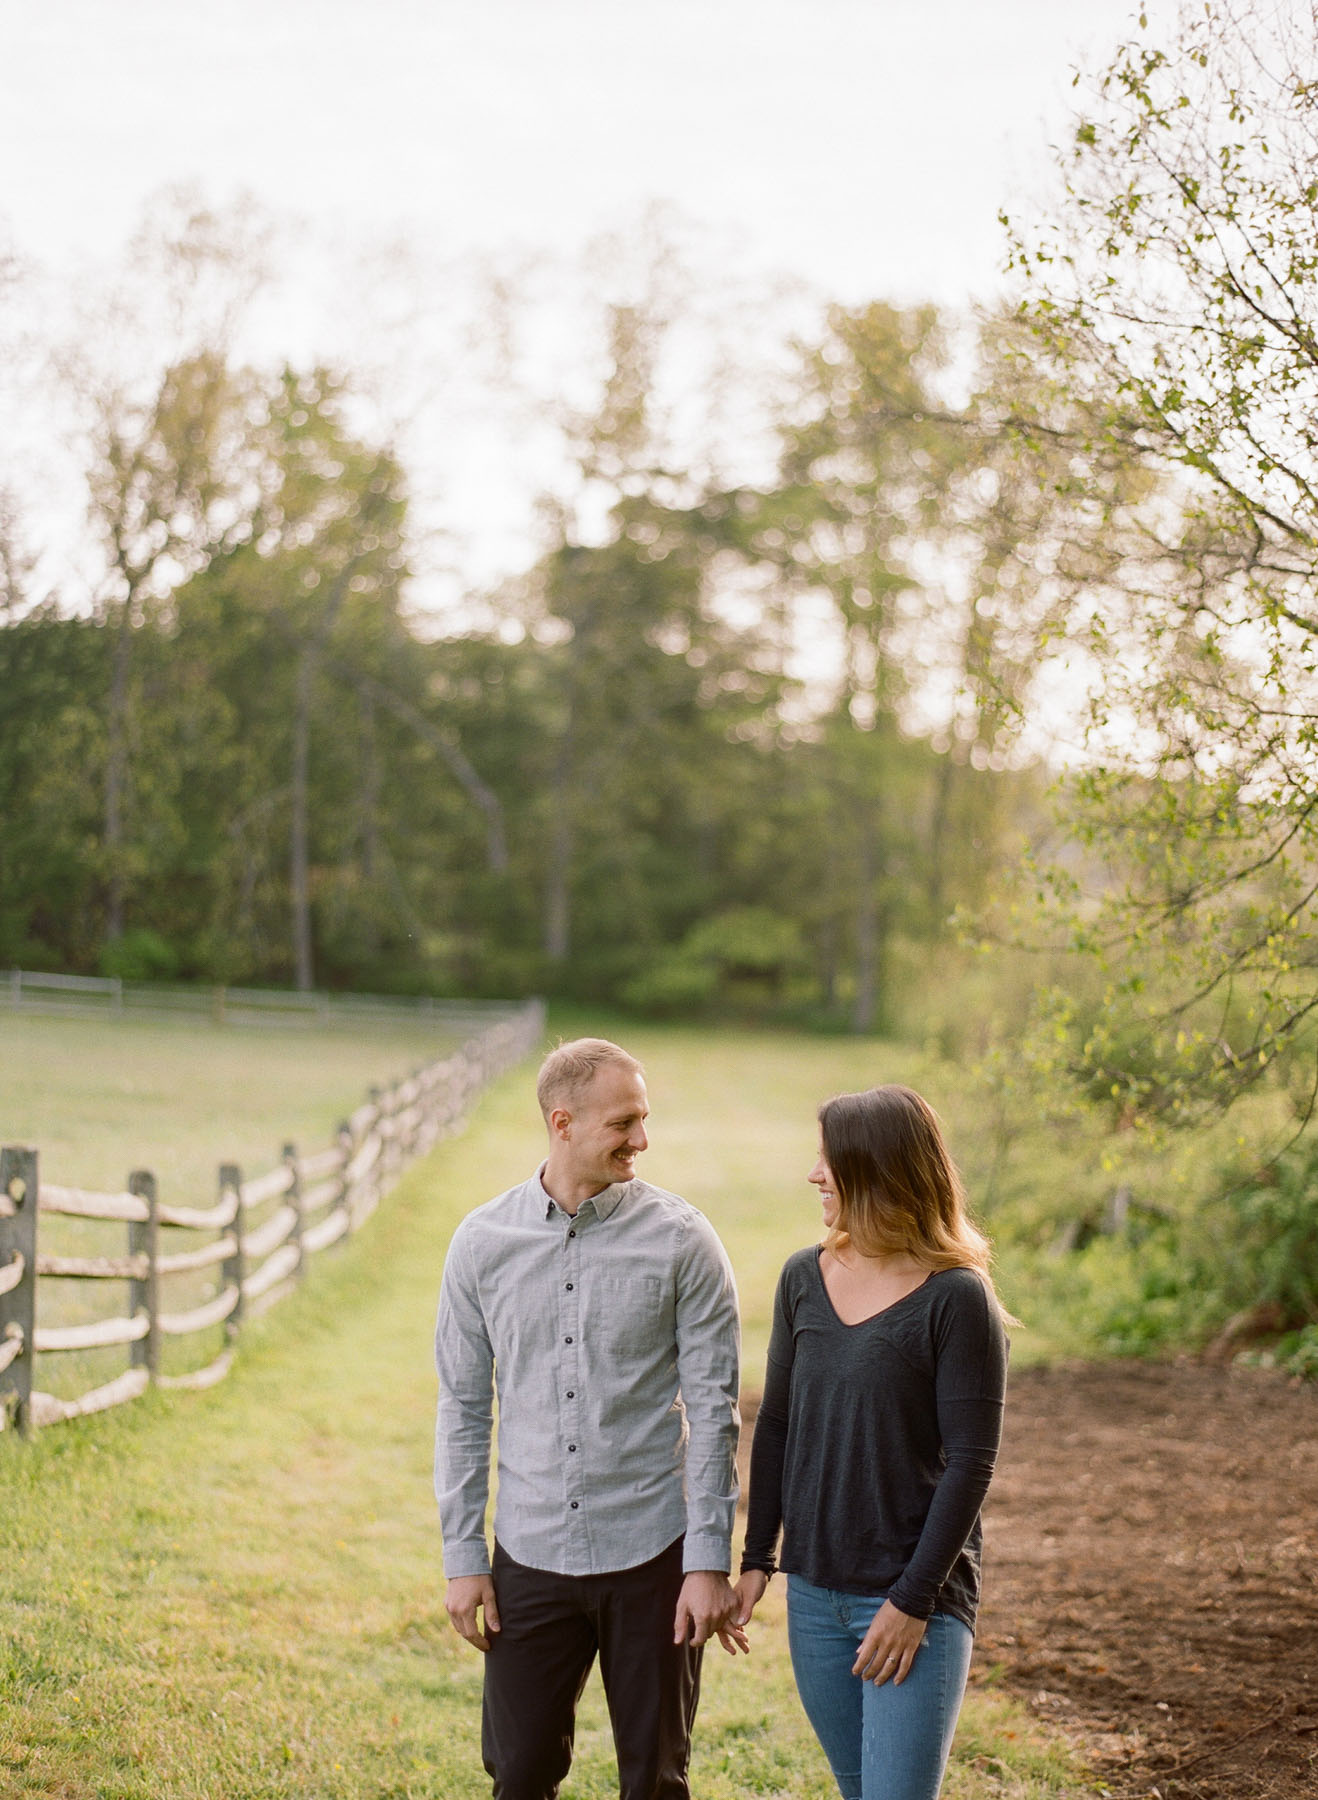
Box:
[673,1570,749,1655]
[852,1597,926,1686]
[445,1574,501,1652]
[731,1568,768,1626]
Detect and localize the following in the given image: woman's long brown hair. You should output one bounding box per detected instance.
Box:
[819,1085,997,1287]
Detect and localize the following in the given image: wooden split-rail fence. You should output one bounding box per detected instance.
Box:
[0,998,545,1435]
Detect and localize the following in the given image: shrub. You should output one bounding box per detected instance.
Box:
[1078,1135,1318,1363]
[97,928,181,983]
[1238,1324,1318,1381]
[621,908,810,1016]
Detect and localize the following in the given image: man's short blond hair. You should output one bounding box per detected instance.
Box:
[536,1038,643,1118]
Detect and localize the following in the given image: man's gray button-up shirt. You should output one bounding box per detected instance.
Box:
[435,1170,741,1579]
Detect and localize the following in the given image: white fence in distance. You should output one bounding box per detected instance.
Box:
[1,967,529,1033]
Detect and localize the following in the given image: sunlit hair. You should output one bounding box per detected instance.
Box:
[536,1038,643,1119]
[819,1085,997,1290]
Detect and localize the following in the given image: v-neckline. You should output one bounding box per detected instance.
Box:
[814,1246,932,1329]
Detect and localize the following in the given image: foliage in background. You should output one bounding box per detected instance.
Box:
[1000,0,1318,1123]
[0,282,1048,1015]
[1087,1133,1318,1355]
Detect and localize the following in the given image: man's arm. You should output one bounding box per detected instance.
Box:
[672,1210,742,1647]
[434,1227,497,1585]
[673,1209,741,1570]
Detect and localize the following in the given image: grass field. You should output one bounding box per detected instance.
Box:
[0,1012,470,1201]
[0,1023,1094,1799]
[1,1010,484,1397]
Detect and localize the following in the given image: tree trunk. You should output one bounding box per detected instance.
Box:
[925,750,955,925]
[819,912,839,1012]
[357,686,381,961]
[103,604,133,944]
[543,676,578,964]
[850,822,883,1035]
[358,687,381,880]
[290,645,315,992]
[544,749,573,965]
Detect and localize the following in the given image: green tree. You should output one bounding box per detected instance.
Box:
[1003,0,1318,1117]
[251,369,410,990]
[85,349,261,947]
[716,302,1039,1029]
[0,612,108,968]
[521,299,783,991]
[159,369,443,990]
[61,195,271,950]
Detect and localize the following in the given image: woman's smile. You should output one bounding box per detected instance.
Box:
[808,1148,840,1225]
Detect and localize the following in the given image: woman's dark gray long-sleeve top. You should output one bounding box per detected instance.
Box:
[740,1249,1008,1633]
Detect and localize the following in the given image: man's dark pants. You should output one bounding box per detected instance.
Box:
[482,1537,702,1800]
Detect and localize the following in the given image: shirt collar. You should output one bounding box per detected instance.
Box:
[534,1165,631,1223]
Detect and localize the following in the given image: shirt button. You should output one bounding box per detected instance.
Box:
[570,1501,579,1509]
[568,1444,577,1453]
[566,1390,575,1399]
[565,1282,573,1290]
[564,1335,573,1344]
[568,1230,576,1239]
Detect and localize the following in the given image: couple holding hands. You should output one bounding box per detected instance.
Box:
[435,1037,1009,1800]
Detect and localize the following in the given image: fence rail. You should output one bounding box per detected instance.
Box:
[1,968,531,1032]
[0,998,545,1434]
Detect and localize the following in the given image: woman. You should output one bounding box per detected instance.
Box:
[733,1085,1009,1800]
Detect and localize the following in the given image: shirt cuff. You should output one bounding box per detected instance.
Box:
[884,1579,934,1621]
[442,1540,492,1579]
[682,1533,732,1575]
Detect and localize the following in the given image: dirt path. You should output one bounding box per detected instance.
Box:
[975,1362,1318,1799]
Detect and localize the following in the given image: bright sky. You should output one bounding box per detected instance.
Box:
[0,0,1179,611]
[3,0,1169,301]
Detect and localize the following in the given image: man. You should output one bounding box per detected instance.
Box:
[435,1036,742,1800]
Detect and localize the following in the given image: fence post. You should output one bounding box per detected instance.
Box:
[374,1083,389,1188]
[283,1142,305,1280]
[406,1068,423,1162]
[386,1080,403,1184]
[219,1162,245,1342]
[128,1169,160,1382]
[0,1146,38,1436]
[368,1085,386,1207]
[439,1059,459,1139]
[417,1063,436,1155]
[333,1121,353,1234]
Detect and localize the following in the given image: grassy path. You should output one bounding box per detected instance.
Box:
[2,1029,1089,1798]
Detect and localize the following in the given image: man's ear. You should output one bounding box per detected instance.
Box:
[548,1105,573,1142]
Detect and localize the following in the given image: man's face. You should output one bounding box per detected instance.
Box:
[560,1064,650,1193]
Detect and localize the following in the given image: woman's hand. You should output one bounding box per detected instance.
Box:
[852,1598,926,1686]
[731,1569,769,1627]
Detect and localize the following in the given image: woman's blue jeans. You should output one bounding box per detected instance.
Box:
[786,1574,973,1800]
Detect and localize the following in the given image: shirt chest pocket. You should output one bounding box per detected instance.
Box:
[587,1272,671,1360]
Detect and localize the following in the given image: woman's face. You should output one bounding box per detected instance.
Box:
[808,1142,840,1228]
